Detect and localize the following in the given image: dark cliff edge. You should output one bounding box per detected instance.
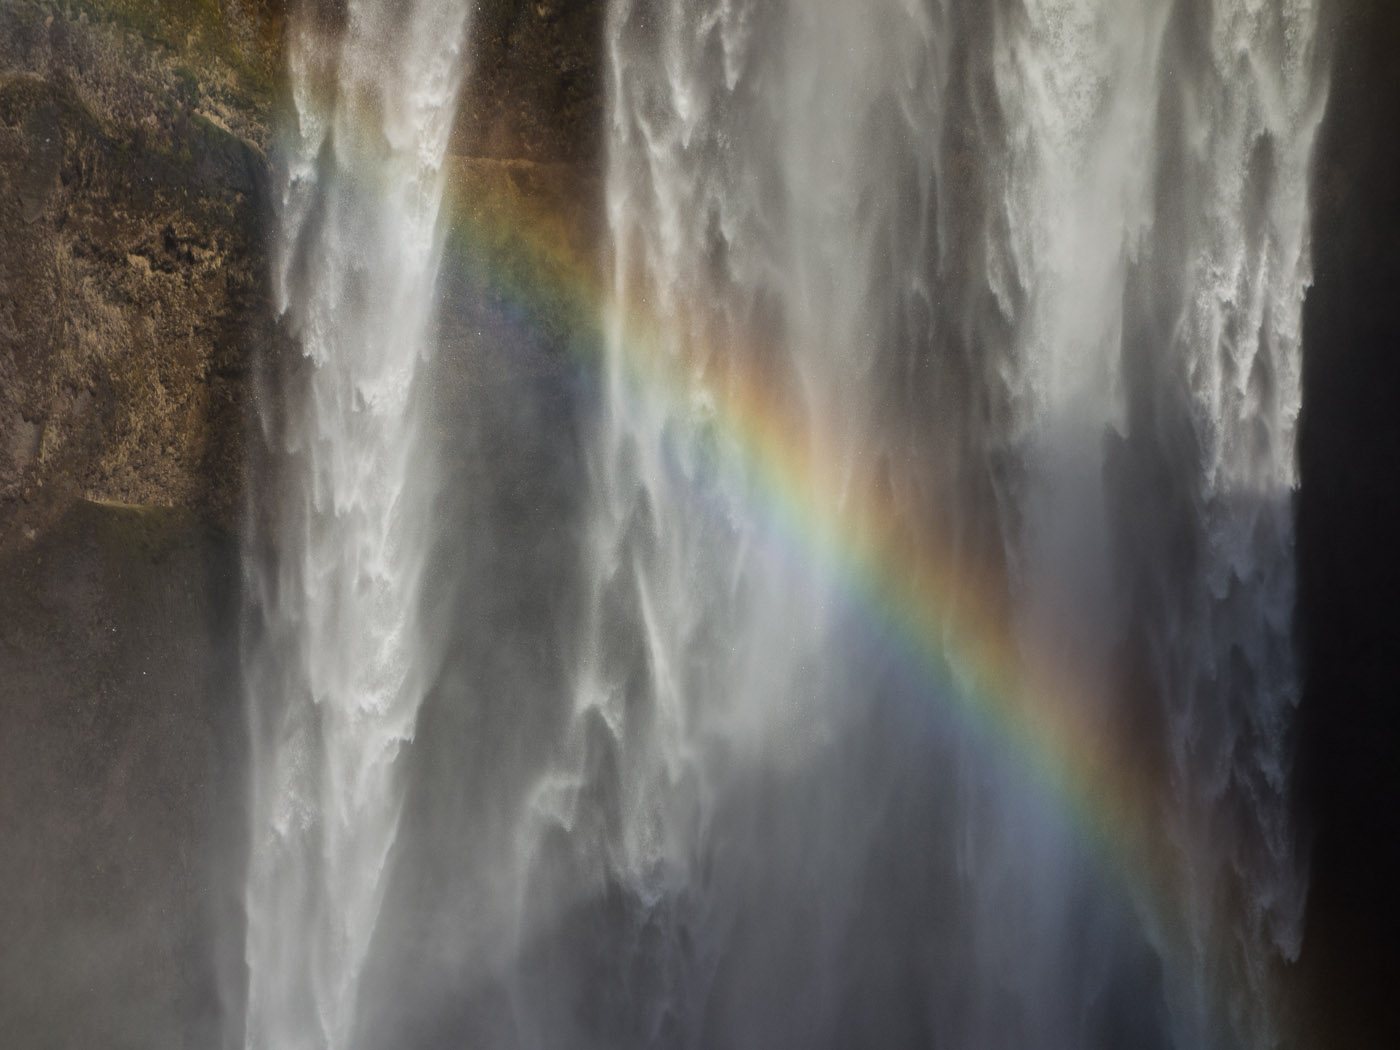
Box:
[0,1,604,1046]
[1295,1,1400,1048]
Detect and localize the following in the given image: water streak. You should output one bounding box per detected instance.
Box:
[240,4,470,1048]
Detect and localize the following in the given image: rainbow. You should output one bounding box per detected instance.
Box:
[438,154,1263,1044]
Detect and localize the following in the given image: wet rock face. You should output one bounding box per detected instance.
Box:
[0,501,244,1050]
[0,0,285,547]
[460,0,605,163]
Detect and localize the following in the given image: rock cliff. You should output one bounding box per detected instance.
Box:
[0,0,284,545]
[0,2,603,1046]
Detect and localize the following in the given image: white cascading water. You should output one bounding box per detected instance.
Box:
[501,0,1323,1048]
[233,1,1325,1047]
[1145,1,1324,1039]
[983,0,1325,1043]
[240,3,469,1049]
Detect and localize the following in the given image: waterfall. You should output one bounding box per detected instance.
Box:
[499,0,1322,1047]
[240,3,470,1049]
[232,0,1325,1047]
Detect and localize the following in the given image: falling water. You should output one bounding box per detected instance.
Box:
[234,0,1324,1047]
[240,3,469,1049]
[502,0,1323,1048]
